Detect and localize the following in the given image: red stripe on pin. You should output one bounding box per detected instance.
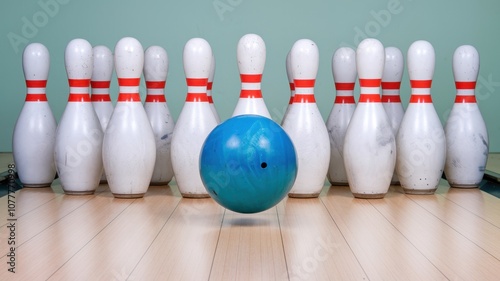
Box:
[91,81,111,88]
[381,95,401,103]
[289,83,295,91]
[335,82,355,91]
[288,96,294,105]
[240,89,262,98]
[207,96,214,103]
[334,96,355,104]
[146,81,166,89]
[118,93,141,102]
[68,93,91,102]
[240,74,262,83]
[25,94,47,101]
[381,82,401,90]
[145,95,166,102]
[91,94,111,102]
[409,94,432,103]
[359,79,381,87]
[68,79,90,87]
[207,82,213,91]
[26,80,47,88]
[359,94,381,103]
[186,78,208,86]
[455,95,476,103]
[186,93,209,102]
[410,80,432,88]
[118,78,140,87]
[455,81,476,89]
[294,79,315,88]
[293,94,316,103]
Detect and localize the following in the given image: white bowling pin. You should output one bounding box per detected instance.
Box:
[382,47,405,185]
[281,51,294,125]
[54,38,103,195]
[12,43,56,187]
[444,45,488,188]
[144,45,175,186]
[102,37,156,198]
[396,40,446,194]
[282,39,330,198]
[171,38,218,198]
[232,33,271,118]
[207,53,221,123]
[343,38,396,199]
[91,45,114,183]
[326,47,357,186]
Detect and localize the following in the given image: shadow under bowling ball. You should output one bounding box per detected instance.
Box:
[200,115,297,214]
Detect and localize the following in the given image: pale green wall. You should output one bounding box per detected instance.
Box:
[1,0,499,151]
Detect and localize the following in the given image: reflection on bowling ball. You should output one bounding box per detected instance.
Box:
[200,115,297,214]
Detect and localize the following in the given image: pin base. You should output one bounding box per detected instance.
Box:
[449,184,479,189]
[352,193,386,199]
[181,193,210,198]
[150,181,171,186]
[23,183,52,188]
[288,192,320,198]
[403,188,437,195]
[113,193,145,199]
[64,190,95,195]
[330,182,349,186]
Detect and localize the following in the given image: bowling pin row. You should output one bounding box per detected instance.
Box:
[322,39,488,198]
[12,35,488,200]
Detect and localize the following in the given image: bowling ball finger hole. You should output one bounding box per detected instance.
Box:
[261,162,267,169]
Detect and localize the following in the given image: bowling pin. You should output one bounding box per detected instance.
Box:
[444,45,488,188]
[102,37,156,198]
[12,43,57,187]
[207,54,221,123]
[171,38,218,198]
[326,47,357,186]
[232,33,271,118]
[396,40,446,194]
[281,51,294,124]
[54,38,103,195]
[282,39,330,198]
[91,45,114,184]
[381,47,405,185]
[343,38,396,199]
[143,45,175,186]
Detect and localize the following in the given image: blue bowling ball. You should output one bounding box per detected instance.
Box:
[200,115,297,213]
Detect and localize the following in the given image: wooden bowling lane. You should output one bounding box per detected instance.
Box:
[405,183,500,261]
[322,185,447,280]
[129,194,224,280]
[436,180,500,228]
[277,193,368,280]
[0,182,108,257]
[47,185,181,281]
[0,187,133,280]
[371,184,500,280]
[209,207,287,281]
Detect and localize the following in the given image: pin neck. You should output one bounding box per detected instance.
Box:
[455,81,476,97]
[381,81,401,97]
[25,80,48,101]
[335,82,355,91]
[358,78,381,102]
[292,79,316,103]
[117,78,141,102]
[334,96,355,104]
[91,81,111,101]
[146,81,166,96]
[68,79,91,102]
[185,78,208,102]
